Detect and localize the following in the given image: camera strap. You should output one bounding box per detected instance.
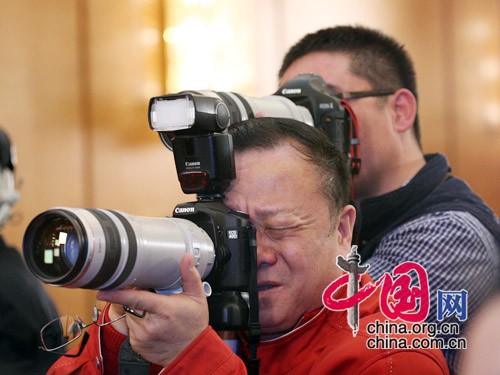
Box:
[118,338,151,375]
[246,225,261,375]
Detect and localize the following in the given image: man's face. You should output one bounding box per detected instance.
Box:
[223,143,353,336]
[280,51,400,199]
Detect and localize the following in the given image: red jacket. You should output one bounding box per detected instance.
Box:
[47,276,449,374]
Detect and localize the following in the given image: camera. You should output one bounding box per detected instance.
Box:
[23,74,353,331]
[150,73,359,190]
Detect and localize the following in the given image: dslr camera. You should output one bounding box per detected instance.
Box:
[22,74,354,331]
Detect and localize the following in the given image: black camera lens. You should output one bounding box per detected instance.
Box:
[23,207,216,291]
[23,210,87,284]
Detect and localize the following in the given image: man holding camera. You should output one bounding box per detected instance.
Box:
[278,25,500,373]
[47,118,448,374]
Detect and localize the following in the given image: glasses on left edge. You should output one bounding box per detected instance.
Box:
[39,305,125,357]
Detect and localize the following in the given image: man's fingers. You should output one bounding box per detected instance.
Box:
[179,253,206,298]
[97,288,157,314]
[96,253,206,314]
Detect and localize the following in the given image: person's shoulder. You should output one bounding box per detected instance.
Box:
[0,237,19,257]
[400,210,487,228]
[319,311,449,374]
[164,326,246,374]
[388,211,497,248]
[0,242,27,278]
[374,211,498,272]
[354,348,450,374]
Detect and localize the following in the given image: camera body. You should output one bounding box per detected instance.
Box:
[173,201,253,292]
[275,73,351,165]
[173,200,256,329]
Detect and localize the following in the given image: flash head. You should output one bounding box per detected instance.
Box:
[149,93,231,133]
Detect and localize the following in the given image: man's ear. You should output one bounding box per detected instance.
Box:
[337,204,357,247]
[392,88,417,133]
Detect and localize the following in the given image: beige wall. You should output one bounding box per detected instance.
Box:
[1,0,498,321]
[1,0,94,320]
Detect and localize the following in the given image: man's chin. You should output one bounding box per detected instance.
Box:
[259,321,295,340]
[258,309,298,339]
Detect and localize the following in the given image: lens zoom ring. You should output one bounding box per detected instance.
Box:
[84,209,123,289]
[103,210,138,290]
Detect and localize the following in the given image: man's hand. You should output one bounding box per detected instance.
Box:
[96,253,209,367]
[106,303,129,335]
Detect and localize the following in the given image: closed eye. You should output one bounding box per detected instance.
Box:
[264,226,301,239]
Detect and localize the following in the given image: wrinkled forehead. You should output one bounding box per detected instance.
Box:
[225,145,325,210]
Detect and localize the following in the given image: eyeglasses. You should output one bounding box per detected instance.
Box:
[327,86,396,101]
[39,305,126,357]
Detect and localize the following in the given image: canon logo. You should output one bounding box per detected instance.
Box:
[281,88,301,95]
[174,206,195,214]
[185,161,201,167]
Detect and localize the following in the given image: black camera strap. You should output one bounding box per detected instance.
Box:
[246,225,261,375]
[118,338,151,375]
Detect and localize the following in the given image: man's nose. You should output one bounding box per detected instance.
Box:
[255,230,277,268]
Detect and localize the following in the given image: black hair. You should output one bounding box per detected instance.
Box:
[279,25,421,145]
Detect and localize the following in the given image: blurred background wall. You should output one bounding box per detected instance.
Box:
[0,0,498,321]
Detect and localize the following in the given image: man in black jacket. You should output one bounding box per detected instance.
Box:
[278,25,499,373]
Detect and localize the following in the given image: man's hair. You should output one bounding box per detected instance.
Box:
[278,25,421,145]
[228,117,351,215]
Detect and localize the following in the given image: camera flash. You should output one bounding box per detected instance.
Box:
[150,95,195,131]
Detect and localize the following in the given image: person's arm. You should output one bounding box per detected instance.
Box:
[159,326,247,374]
[366,211,497,372]
[367,211,497,324]
[101,306,247,374]
[47,253,247,374]
[97,253,247,374]
[309,338,449,375]
[355,350,450,375]
[97,253,209,366]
